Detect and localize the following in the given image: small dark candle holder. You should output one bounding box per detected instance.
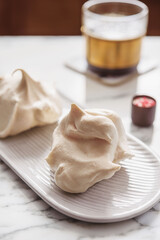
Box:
[131,95,156,127]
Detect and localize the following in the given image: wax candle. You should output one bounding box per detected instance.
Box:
[132,95,156,127]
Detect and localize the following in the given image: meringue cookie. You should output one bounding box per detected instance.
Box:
[0,69,61,138]
[46,104,132,193]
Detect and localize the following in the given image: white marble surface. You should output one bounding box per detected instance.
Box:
[0,36,160,240]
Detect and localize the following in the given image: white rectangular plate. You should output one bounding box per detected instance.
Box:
[0,124,160,223]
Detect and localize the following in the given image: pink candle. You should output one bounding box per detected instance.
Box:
[132,95,156,127]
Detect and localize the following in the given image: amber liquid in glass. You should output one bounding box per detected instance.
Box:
[85,34,143,76]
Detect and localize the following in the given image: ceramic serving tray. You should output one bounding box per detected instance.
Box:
[0,123,160,223]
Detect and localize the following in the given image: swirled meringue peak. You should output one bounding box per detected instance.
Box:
[46,104,132,193]
[0,69,61,138]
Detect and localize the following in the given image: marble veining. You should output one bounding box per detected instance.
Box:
[0,36,160,240]
[0,149,160,240]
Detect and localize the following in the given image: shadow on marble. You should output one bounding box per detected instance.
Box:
[129,123,154,145]
[85,75,138,102]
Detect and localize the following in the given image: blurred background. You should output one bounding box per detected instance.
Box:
[0,0,159,36]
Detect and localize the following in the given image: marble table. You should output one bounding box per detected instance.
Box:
[0,36,160,240]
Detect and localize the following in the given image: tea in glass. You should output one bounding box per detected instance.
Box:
[82,0,148,76]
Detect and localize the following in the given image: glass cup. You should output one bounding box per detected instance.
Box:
[81,0,148,76]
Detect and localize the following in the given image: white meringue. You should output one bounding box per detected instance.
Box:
[46,104,132,193]
[0,69,61,138]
